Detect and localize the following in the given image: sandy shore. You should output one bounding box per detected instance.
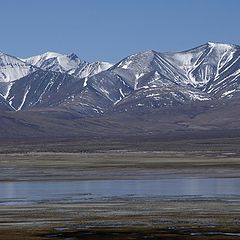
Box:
[0,151,240,239]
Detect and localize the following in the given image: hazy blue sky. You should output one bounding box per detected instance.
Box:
[1,0,239,63]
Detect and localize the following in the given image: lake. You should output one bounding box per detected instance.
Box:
[1,178,240,205]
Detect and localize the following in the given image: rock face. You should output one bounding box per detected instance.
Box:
[0,42,240,116]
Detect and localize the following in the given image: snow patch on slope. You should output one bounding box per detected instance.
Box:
[163,42,238,88]
[0,53,36,83]
[72,61,113,79]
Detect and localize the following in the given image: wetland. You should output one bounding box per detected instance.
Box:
[0,150,240,239]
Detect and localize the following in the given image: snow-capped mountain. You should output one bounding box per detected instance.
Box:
[22,52,113,79]
[0,42,240,115]
[22,52,83,73]
[0,53,37,101]
[163,42,240,97]
[111,42,240,110]
[69,61,113,80]
[0,51,112,109]
[0,52,36,83]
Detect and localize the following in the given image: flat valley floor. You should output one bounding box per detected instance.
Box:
[1,147,240,239]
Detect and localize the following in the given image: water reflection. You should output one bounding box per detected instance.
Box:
[4,182,15,198]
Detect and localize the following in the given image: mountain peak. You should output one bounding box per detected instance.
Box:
[1,43,240,115]
[206,41,238,50]
[0,53,36,83]
[207,41,216,47]
[67,53,79,60]
[43,51,62,57]
[22,51,82,73]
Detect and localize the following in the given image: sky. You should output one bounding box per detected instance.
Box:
[0,0,239,63]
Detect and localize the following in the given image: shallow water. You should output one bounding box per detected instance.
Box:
[191,232,240,237]
[1,178,240,205]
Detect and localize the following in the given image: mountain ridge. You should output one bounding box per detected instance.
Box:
[0,42,239,116]
[0,42,240,140]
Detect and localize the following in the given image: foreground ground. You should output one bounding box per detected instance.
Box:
[0,147,240,239]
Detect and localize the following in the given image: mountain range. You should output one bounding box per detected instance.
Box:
[0,42,240,140]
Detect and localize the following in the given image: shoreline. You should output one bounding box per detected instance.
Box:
[0,151,240,239]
